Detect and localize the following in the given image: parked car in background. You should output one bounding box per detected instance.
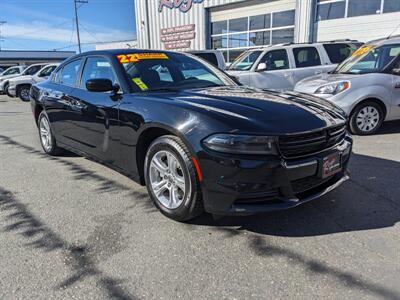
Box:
[0,65,26,94]
[30,49,352,221]
[187,50,226,70]
[7,63,59,101]
[227,40,361,90]
[295,36,400,135]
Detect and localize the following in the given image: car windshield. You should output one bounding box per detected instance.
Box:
[2,67,20,76]
[334,43,400,74]
[22,65,43,76]
[119,52,235,92]
[228,51,262,71]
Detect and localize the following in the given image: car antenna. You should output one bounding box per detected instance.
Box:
[387,23,400,39]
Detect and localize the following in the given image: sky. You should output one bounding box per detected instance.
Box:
[0,0,137,53]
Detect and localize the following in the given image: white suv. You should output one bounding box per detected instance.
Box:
[8,63,59,101]
[227,41,361,90]
[0,66,26,94]
[295,36,400,135]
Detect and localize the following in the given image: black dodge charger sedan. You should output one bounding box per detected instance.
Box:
[30,49,352,221]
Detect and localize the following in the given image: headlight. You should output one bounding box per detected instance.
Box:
[315,81,350,95]
[203,134,278,155]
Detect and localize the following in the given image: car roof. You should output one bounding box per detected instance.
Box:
[243,40,361,53]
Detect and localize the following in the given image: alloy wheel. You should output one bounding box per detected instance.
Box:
[39,116,53,152]
[149,150,187,209]
[356,106,380,133]
[20,88,30,101]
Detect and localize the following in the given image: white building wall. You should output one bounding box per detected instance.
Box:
[314,12,400,43]
[209,0,295,22]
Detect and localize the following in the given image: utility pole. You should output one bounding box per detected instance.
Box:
[0,21,6,51]
[74,0,88,53]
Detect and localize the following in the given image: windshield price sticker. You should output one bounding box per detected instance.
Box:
[352,45,375,57]
[132,77,149,91]
[117,53,169,63]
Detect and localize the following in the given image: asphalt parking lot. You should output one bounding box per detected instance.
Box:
[0,94,399,300]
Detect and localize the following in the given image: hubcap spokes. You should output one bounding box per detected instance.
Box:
[21,89,29,100]
[356,106,379,132]
[149,150,186,209]
[40,117,52,151]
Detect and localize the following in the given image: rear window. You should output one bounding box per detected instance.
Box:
[191,53,219,67]
[293,47,321,68]
[323,43,360,64]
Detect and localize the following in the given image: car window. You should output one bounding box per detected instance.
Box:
[60,59,82,87]
[323,43,359,64]
[150,65,173,82]
[80,57,117,90]
[38,65,57,78]
[228,51,262,71]
[335,44,400,74]
[23,65,43,76]
[259,49,289,71]
[293,47,321,68]
[2,67,20,75]
[119,52,234,92]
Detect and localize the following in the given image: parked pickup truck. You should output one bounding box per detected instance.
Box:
[227,40,361,90]
[0,65,26,94]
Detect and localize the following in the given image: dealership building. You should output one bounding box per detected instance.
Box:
[134,0,400,62]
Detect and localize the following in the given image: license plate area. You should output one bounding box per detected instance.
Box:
[321,152,342,179]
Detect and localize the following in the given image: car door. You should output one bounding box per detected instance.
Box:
[67,56,121,162]
[291,46,327,85]
[44,59,82,149]
[251,49,294,90]
[389,53,400,119]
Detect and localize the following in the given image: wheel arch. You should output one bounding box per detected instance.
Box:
[34,103,44,126]
[135,123,196,185]
[349,97,388,120]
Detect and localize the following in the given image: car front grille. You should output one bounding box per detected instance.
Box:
[278,124,346,158]
[291,175,333,194]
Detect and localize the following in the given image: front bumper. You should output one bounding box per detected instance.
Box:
[198,136,352,215]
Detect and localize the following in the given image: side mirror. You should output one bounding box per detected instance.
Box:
[86,78,119,93]
[256,62,267,72]
[392,68,400,75]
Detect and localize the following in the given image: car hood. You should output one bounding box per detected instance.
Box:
[9,75,33,84]
[295,73,359,93]
[0,74,21,81]
[146,86,347,134]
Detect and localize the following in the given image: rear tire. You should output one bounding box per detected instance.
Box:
[144,135,203,221]
[3,82,9,96]
[349,101,384,135]
[38,111,64,156]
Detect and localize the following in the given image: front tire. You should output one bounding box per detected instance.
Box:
[144,135,203,221]
[349,101,384,135]
[18,85,31,102]
[38,111,63,155]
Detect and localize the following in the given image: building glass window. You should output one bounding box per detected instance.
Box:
[229,33,248,48]
[249,14,271,30]
[384,0,400,13]
[272,10,295,28]
[249,31,270,47]
[347,0,381,17]
[211,20,228,35]
[271,28,294,45]
[210,9,295,63]
[229,17,248,33]
[316,1,346,20]
[316,0,399,22]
